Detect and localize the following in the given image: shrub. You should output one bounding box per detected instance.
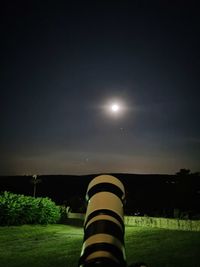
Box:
[0,191,60,226]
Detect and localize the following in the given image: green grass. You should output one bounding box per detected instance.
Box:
[0,224,200,267]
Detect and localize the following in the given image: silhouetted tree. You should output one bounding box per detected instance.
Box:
[174,169,199,217]
[176,168,191,176]
[67,195,85,212]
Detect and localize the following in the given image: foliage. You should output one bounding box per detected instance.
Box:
[176,168,191,176]
[0,191,60,225]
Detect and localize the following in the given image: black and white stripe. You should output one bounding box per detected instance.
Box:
[78,175,126,267]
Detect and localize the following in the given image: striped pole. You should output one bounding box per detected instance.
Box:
[78,174,126,267]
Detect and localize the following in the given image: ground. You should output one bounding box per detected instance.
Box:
[0,224,200,267]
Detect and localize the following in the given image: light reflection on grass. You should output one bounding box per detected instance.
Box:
[0,224,200,267]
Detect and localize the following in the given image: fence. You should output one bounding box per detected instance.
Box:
[66,212,200,231]
[124,216,200,231]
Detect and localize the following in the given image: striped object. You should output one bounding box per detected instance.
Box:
[78,175,126,267]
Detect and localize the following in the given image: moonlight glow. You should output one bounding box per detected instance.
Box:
[103,99,127,118]
[102,98,128,118]
[111,104,120,112]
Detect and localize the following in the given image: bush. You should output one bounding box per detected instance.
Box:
[0,191,60,226]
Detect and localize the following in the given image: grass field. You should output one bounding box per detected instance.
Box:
[0,224,200,267]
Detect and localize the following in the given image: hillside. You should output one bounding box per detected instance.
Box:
[0,173,200,217]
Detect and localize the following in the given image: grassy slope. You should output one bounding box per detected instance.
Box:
[0,225,81,267]
[0,224,200,267]
[125,227,200,267]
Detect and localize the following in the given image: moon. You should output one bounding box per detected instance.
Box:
[103,99,127,118]
[111,103,120,113]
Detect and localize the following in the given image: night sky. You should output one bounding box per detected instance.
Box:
[1,2,200,175]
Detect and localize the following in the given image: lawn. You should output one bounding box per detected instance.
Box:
[0,224,200,267]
